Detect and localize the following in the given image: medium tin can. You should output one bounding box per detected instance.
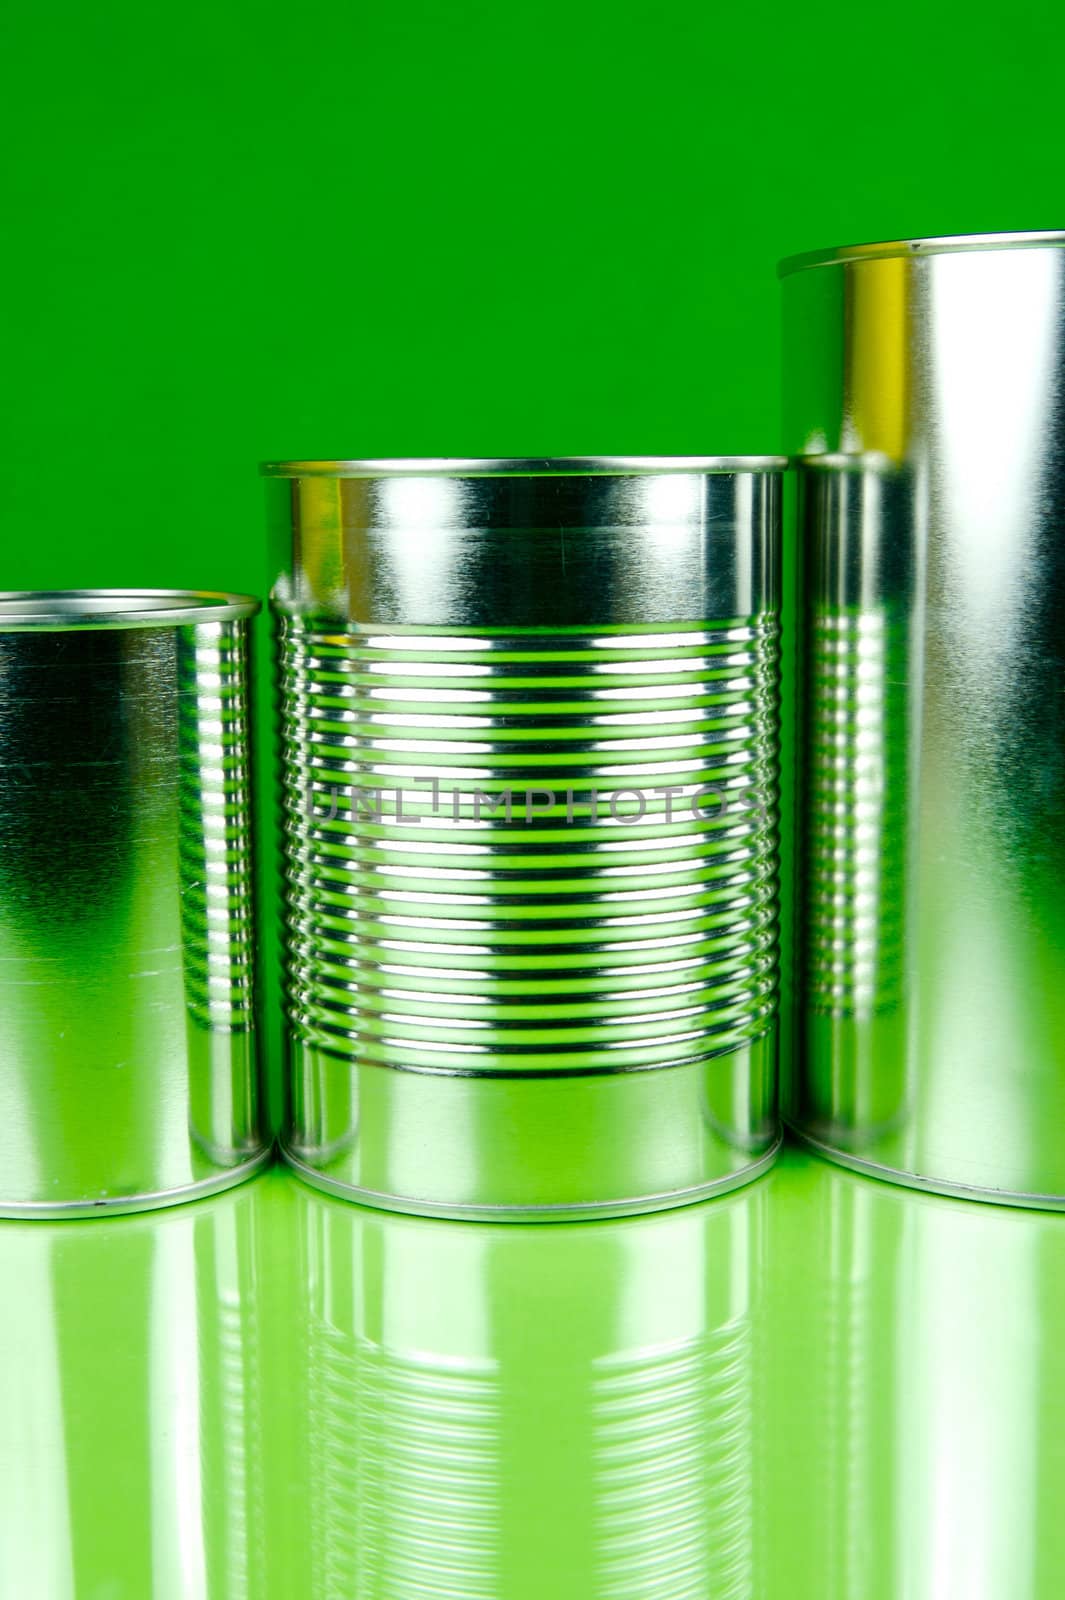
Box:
[782,231,1065,1206]
[0,590,268,1215]
[265,457,785,1218]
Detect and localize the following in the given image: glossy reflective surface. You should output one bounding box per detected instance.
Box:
[4,1151,1065,1598]
[291,1176,768,1598]
[783,238,1065,1203]
[272,465,783,1216]
[0,593,268,1214]
[0,1183,270,1598]
[768,1150,1065,1599]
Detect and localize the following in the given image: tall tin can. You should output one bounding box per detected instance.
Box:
[265,457,785,1218]
[782,231,1065,1206]
[0,590,268,1215]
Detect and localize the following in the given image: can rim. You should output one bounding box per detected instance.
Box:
[259,454,788,478]
[792,451,897,472]
[0,589,261,630]
[779,228,1065,276]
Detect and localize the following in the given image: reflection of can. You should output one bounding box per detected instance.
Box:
[770,1153,1065,1596]
[265,457,785,1218]
[0,591,268,1215]
[783,232,1065,1205]
[0,1183,266,1592]
[295,1179,768,1598]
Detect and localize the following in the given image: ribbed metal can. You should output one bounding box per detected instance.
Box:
[265,457,784,1218]
[0,590,268,1215]
[782,231,1065,1206]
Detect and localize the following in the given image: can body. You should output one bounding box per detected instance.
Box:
[0,591,267,1215]
[783,233,1065,1205]
[268,458,784,1218]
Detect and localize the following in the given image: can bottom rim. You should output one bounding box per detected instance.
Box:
[0,1145,273,1220]
[280,1137,780,1222]
[790,1125,1065,1212]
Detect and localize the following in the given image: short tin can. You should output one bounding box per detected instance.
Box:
[782,231,1065,1207]
[265,457,784,1218]
[0,590,268,1215]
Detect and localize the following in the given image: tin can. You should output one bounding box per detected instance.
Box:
[0,590,268,1215]
[782,231,1065,1206]
[265,457,785,1218]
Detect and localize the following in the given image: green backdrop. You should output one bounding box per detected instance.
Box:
[4,0,1063,1123]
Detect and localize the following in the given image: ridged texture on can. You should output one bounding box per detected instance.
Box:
[179,623,258,1033]
[278,613,779,1079]
[806,606,907,1021]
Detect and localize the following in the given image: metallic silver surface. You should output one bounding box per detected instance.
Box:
[783,233,1065,1205]
[270,459,784,1217]
[262,454,788,476]
[780,228,1065,274]
[282,1133,782,1222]
[0,590,268,1215]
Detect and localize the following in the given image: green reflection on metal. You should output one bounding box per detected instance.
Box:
[3,1156,1065,1598]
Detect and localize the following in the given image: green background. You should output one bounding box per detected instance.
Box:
[4,0,1063,1118]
